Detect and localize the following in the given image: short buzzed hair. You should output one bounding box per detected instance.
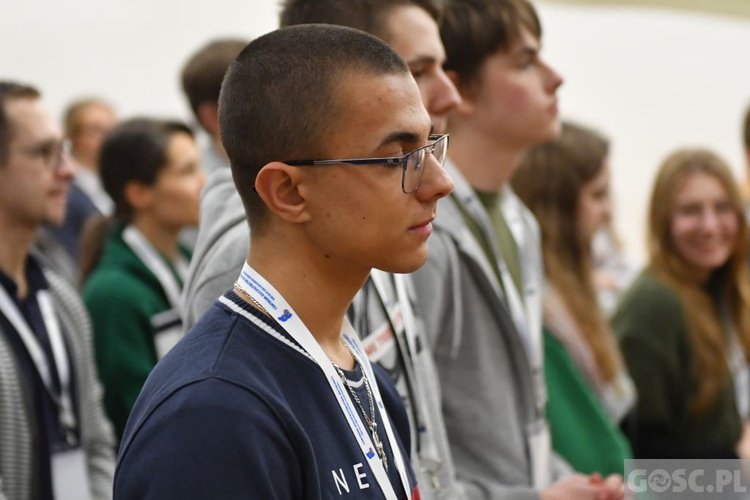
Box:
[181,38,248,124]
[0,81,40,164]
[218,24,408,231]
[441,0,542,87]
[280,0,441,41]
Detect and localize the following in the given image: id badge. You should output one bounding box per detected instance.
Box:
[528,420,551,490]
[51,447,91,500]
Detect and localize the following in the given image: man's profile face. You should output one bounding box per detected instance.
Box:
[298,70,453,275]
[462,26,564,150]
[0,98,74,229]
[383,5,461,134]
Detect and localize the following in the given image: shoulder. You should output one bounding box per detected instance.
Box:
[613,269,689,348]
[115,376,302,499]
[614,270,685,322]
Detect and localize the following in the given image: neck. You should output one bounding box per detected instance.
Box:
[448,125,527,192]
[244,230,369,369]
[0,216,35,299]
[130,217,181,261]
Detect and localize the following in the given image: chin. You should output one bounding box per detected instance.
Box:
[388,255,429,275]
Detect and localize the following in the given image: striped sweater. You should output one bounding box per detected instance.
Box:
[0,269,116,500]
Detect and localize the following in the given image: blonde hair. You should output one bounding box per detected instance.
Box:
[648,148,750,416]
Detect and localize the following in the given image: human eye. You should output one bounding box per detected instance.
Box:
[677,204,701,217]
[716,200,734,214]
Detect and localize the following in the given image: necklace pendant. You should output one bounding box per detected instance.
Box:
[371,427,388,472]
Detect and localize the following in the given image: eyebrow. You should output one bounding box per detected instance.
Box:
[378,130,423,149]
[406,55,439,66]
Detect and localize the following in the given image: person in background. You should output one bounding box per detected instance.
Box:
[513,121,634,476]
[0,80,115,500]
[48,98,117,261]
[180,38,248,177]
[410,0,623,497]
[80,118,204,439]
[590,222,637,317]
[115,24,452,498]
[614,148,750,458]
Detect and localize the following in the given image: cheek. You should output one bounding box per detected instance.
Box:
[669,217,695,249]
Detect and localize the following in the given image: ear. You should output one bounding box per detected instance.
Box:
[196,102,219,136]
[123,180,154,212]
[253,162,311,224]
[446,70,476,115]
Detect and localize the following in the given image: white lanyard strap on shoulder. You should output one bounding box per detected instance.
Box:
[0,285,78,445]
[122,225,186,309]
[237,263,411,500]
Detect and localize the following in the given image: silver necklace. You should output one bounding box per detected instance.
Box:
[333,341,388,472]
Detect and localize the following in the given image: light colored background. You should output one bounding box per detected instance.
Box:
[4,0,750,265]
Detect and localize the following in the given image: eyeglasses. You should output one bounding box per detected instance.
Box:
[285,134,449,194]
[16,139,72,171]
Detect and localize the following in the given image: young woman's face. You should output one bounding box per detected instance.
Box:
[577,162,612,246]
[149,132,204,231]
[670,171,739,279]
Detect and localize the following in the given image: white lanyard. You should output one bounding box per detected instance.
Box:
[0,284,78,446]
[122,225,187,310]
[370,271,442,480]
[237,263,411,500]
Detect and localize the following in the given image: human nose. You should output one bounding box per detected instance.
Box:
[427,69,461,126]
[416,151,453,201]
[542,60,564,93]
[54,142,76,179]
[700,207,722,231]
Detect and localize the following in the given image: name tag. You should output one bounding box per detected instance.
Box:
[52,448,90,500]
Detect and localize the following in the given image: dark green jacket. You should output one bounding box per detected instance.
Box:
[612,269,742,458]
[83,226,189,439]
[544,329,632,475]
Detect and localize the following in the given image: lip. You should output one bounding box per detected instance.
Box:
[408,216,435,236]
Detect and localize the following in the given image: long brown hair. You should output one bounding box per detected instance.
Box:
[648,148,750,416]
[513,121,620,382]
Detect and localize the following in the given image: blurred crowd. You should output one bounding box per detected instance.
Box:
[2,0,750,499]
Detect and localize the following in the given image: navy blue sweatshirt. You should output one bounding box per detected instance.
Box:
[115,291,418,499]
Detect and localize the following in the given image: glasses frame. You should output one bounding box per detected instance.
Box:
[284,133,448,194]
[15,139,72,171]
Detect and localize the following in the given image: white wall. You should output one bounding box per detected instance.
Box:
[4,1,750,265]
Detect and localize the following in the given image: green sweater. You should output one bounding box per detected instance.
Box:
[544,329,632,475]
[83,226,189,439]
[612,269,742,458]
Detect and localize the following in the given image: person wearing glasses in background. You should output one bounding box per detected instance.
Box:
[115,25,453,499]
[0,81,115,500]
[180,1,465,497]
